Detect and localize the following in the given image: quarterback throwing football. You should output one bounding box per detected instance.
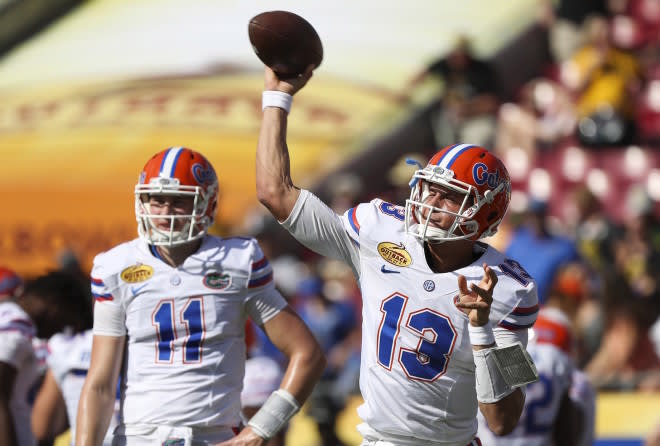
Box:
[255,66,539,446]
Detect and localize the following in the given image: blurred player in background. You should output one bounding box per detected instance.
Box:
[570,367,596,446]
[477,307,586,445]
[0,266,23,301]
[1,271,88,446]
[31,277,118,446]
[255,66,539,446]
[76,147,325,446]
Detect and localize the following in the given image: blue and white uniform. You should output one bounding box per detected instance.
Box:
[91,236,287,445]
[48,330,118,445]
[281,190,538,446]
[0,301,41,446]
[477,341,574,445]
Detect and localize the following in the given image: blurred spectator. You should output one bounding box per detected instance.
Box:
[538,0,609,62]
[495,77,577,156]
[568,185,621,275]
[560,15,641,146]
[613,186,660,298]
[411,35,500,148]
[545,261,601,365]
[505,198,581,304]
[0,266,23,301]
[294,275,358,446]
[584,271,660,391]
[327,172,364,215]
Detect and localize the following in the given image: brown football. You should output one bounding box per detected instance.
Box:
[248,10,323,77]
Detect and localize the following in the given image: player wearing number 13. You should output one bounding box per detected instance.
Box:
[76,147,325,446]
[256,66,540,445]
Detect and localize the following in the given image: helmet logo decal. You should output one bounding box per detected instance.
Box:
[473,162,502,189]
[121,264,154,283]
[192,163,215,185]
[377,242,412,267]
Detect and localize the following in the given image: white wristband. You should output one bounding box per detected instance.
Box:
[262,91,293,113]
[468,322,495,346]
[248,389,300,440]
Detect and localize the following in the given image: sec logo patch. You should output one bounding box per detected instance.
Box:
[377,242,412,267]
[120,264,154,283]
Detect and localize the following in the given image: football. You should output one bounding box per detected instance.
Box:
[248,10,323,77]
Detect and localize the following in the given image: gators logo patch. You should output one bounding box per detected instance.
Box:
[203,271,231,290]
[377,242,412,267]
[120,264,154,283]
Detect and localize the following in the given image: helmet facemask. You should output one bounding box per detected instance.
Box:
[135,177,215,247]
[405,164,503,243]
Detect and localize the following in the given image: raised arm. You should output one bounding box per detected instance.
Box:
[76,335,125,446]
[255,66,314,222]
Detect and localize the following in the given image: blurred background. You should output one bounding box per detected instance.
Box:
[1,0,659,445]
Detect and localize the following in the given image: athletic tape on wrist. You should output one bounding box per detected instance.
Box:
[247,389,300,440]
[473,342,539,403]
[262,91,293,113]
[468,322,495,346]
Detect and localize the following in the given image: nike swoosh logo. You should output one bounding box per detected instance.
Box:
[131,283,148,296]
[381,265,400,274]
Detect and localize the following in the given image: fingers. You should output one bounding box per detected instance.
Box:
[485,263,498,285]
[476,263,498,297]
[470,283,493,304]
[455,300,490,310]
[457,274,469,295]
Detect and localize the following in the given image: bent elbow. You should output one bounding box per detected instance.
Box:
[255,183,277,209]
[310,344,327,378]
[255,183,290,221]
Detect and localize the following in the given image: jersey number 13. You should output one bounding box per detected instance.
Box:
[377,293,457,381]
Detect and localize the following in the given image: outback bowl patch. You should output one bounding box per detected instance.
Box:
[377,242,412,267]
[203,271,232,290]
[120,264,154,283]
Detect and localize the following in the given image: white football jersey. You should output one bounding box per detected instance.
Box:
[241,355,283,408]
[0,301,40,446]
[91,236,287,429]
[477,342,574,446]
[570,369,596,446]
[48,330,118,445]
[282,191,538,445]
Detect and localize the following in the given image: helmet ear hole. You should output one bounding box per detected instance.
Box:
[487,211,498,222]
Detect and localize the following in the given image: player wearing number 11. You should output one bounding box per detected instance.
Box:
[76,147,325,446]
[256,66,540,445]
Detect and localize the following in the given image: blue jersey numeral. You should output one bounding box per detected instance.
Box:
[377,293,457,381]
[379,202,405,221]
[499,258,532,287]
[152,297,205,364]
[524,373,554,433]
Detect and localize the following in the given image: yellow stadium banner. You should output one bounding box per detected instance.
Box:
[0,73,401,276]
